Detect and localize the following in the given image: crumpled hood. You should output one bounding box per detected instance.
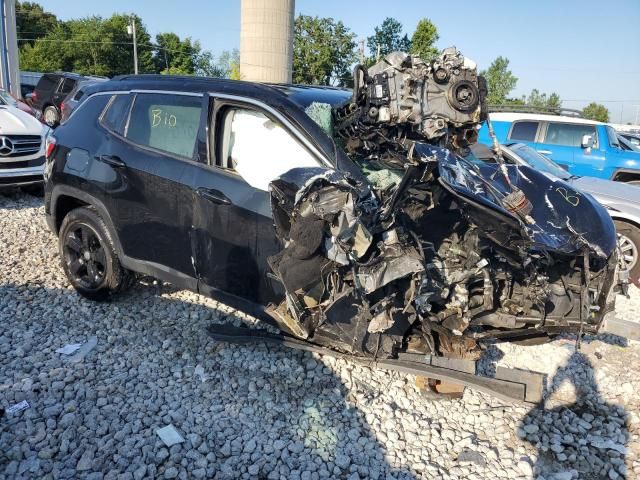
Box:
[0,105,44,135]
[428,144,618,259]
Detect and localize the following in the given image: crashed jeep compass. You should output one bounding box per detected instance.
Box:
[45,48,622,379]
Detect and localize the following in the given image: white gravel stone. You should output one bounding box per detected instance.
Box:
[1,191,639,479]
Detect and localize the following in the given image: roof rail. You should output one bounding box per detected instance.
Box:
[489,104,584,118]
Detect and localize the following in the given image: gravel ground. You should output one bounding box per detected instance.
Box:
[1,191,639,480]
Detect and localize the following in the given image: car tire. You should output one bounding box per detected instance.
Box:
[614,220,640,281]
[59,206,133,300]
[43,106,59,127]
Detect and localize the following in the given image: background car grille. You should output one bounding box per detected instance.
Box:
[0,157,45,169]
[0,135,42,158]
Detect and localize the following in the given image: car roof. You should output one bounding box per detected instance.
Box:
[88,75,351,108]
[488,112,605,126]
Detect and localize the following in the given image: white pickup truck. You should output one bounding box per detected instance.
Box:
[0,91,50,192]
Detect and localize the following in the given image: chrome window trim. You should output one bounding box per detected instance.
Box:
[69,88,330,167]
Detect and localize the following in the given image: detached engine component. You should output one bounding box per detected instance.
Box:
[335,47,487,145]
[266,48,622,363]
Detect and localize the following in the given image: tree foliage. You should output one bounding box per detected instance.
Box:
[525,89,562,110]
[16,3,236,79]
[293,15,356,86]
[15,1,57,47]
[480,56,518,105]
[367,17,411,59]
[410,18,439,60]
[582,102,609,122]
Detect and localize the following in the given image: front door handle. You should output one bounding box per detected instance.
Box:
[96,154,126,168]
[196,187,231,205]
[537,150,553,155]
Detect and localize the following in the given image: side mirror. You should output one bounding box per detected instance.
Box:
[581,134,594,149]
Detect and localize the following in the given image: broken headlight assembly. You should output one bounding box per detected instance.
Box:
[265,48,622,362]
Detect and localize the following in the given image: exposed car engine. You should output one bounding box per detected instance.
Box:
[267,48,622,361]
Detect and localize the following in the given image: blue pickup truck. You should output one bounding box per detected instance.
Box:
[478,113,640,185]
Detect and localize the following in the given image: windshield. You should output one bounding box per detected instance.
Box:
[606,125,621,149]
[508,143,572,180]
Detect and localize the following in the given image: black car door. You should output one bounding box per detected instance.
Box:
[96,91,205,289]
[189,97,327,306]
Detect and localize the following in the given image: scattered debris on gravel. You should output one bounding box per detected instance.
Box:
[1,192,639,479]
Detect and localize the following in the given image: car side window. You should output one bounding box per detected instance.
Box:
[59,78,76,94]
[101,94,133,136]
[509,121,539,142]
[544,123,597,147]
[126,93,202,159]
[218,107,320,191]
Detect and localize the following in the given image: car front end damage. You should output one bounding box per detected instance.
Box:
[264,48,623,363]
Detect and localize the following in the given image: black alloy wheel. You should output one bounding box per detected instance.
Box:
[58,207,133,300]
[63,223,108,290]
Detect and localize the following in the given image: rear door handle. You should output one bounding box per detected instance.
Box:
[96,154,126,168]
[196,187,231,205]
[537,150,553,155]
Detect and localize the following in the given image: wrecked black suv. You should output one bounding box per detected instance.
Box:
[45,48,622,366]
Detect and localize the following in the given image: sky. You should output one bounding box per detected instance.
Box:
[30,0,640,124]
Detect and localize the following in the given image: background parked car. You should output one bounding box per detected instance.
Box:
[0,92,50,193]
[470,142,640,279]
[0,88,38,117]
[618,134,640,152]
[60,78,107,123]
[32,72,107,127]
[19,70,43,102]
[618,132,640,148]
[478,113,640,185]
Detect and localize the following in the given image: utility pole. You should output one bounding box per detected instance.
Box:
[358,38,365,65]
[127,16,138,75]
[0,0,20,96]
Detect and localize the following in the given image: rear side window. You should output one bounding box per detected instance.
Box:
[101,94,133,136]
[126,93,202,158]
[544,123,597,147]
[509,121,539,142]
[59,78,76,94]
[36,74,59,92]
[73,89,85,101]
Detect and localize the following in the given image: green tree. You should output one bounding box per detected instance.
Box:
[526,89,562,111]
[410,18,439,60]
[20,13,156,76]
[367,17,411,59]
[155,32,200,74]
[101,14,155,75]
[582,102,610,122]
[293,15,356,86]
[480,56,518,105]
[15,1,58,47]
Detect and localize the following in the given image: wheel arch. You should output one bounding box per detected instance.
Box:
[50,185,123,258]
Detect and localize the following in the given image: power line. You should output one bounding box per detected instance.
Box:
[17,37,198,56]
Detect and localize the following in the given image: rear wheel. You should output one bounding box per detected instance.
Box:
[59,207,133,300]
[43,106,59,127]
[614,220,640,281]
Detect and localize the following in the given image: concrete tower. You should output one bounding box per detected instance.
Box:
[240,0,294,83]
